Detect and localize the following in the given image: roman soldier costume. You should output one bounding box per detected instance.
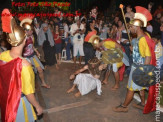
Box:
[19,16,44,72]
[0,9,37,122]
[128,6,156,114]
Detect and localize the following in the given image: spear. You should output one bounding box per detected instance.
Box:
[119,4,131,43]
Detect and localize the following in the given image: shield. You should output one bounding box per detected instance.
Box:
[132,65,157,87]
[102,48,123,64]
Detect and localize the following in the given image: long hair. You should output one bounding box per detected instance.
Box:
[54,24,61,35]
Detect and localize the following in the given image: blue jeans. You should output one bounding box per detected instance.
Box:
[65,38,72,60]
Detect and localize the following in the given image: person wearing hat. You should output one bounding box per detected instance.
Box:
[67,57,107,97]
[95,39,127,90]
[19,16,51,89]
[113,6,156,113]
[85,31,128,90]
[0,9,43,122]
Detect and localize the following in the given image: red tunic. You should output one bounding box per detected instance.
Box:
[23,36,34,57]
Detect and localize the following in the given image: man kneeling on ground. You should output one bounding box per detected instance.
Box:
[67,57,107,97]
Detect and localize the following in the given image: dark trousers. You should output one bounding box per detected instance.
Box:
[66,42,72,60]
[84,43,95,64]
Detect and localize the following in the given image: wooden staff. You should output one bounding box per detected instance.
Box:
[119,4,131,43]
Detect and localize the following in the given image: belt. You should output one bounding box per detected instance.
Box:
[132,63,143,68]
[21,93,25,97]
[24,52,36,58]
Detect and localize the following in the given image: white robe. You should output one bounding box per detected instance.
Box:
[74,73,102,96]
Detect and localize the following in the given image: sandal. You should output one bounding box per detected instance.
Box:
[113,104,128,112]
[132,102,144,110]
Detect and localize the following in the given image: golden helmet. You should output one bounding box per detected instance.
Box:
[20,19,33,30]
[129,19,144,27]
[19,15,34,30]
[130,6,152,27]
[1,9,26,46]
[84,30,100,47]
[89,35,100,47]
[8,19,26,46]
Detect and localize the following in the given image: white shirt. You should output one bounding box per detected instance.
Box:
[73,33,84,45]
[70,23,84,36]
[64,24,69,38]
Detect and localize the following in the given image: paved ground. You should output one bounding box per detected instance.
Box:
[35,62,163,122]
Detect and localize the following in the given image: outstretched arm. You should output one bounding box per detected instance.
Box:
[70,65,88,80]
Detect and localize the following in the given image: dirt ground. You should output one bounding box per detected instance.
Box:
[35,62,163,122]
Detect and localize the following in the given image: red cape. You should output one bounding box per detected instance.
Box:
[143,36,156,114]
[103,38,125,81]
[0,58,22,122]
